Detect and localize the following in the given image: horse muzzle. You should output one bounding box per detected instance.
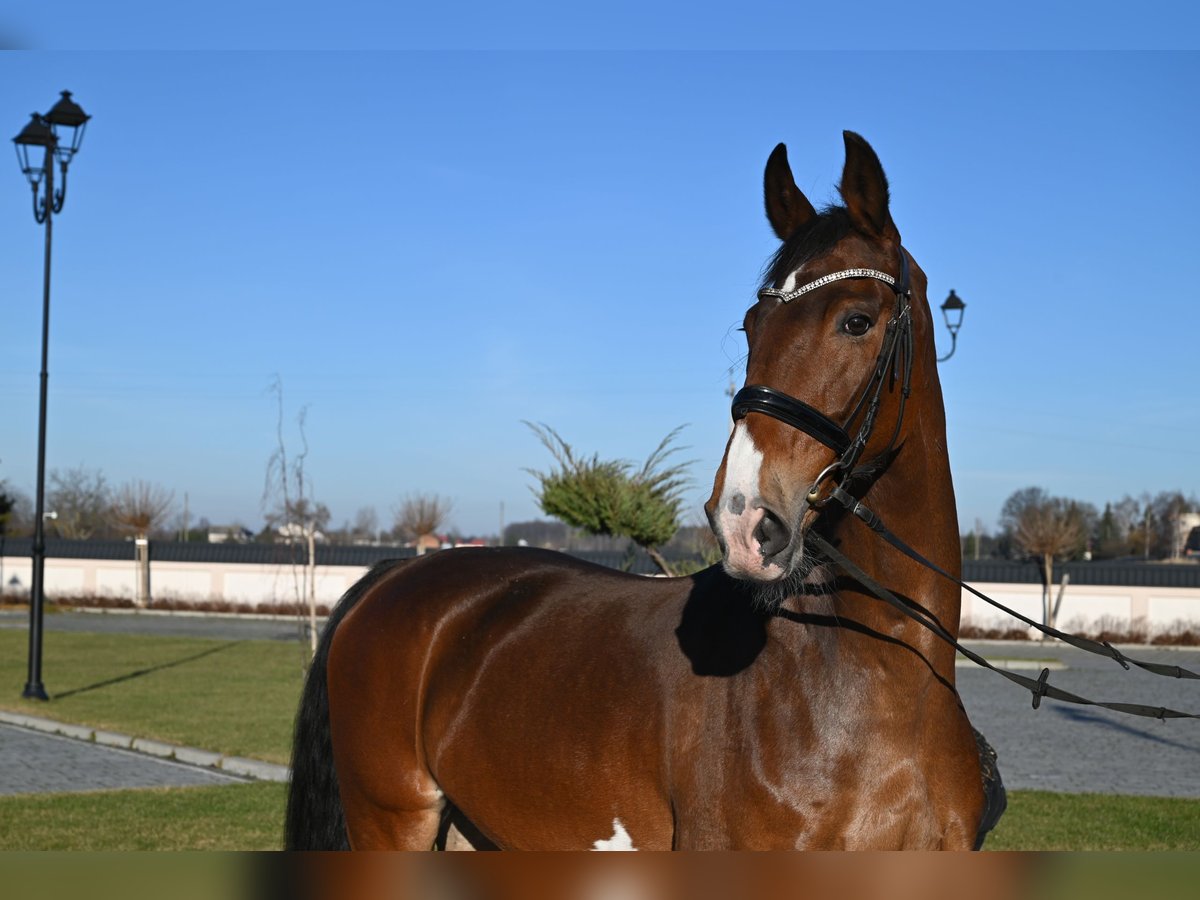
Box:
[706,494,811,583]
[707,420,832,582]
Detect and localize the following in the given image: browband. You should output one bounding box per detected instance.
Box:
[759,267,899,304]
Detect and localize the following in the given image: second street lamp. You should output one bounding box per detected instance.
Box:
[11,90,90,701]
[937,289,967,363]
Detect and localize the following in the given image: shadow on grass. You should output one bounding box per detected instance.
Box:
[53,642,242,700]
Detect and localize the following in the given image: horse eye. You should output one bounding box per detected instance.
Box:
[843,314,873,337]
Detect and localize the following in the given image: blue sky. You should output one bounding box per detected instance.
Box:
[2,43,1198,538]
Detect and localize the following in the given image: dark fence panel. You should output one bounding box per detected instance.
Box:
[962,559,1200,589]
[3,536,1198,587]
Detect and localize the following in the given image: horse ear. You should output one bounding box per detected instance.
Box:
[764,143,817,241]
[838,131,899,241]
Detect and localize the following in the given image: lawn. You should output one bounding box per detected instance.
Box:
[0,783,1195,851]
[0,629,306,763]
[986,790,1200,850]
[0,782,287,850]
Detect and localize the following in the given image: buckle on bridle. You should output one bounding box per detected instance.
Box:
[805,458,846,506]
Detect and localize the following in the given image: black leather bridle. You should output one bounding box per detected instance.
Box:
[726,247,1200,720]
[730,248,914,504]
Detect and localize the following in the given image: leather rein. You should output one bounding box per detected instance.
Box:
[729,249,1200,721]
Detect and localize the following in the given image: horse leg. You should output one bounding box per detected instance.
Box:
[338,782,445,850]
[330,721,445,849]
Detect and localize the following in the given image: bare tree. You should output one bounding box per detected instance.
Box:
[262,377,325,657]
[110,480,175,608]
[351,506,379,544]
[110,480,175,538]
[394,494,454,554]
[47,465,110,539]
[1004,489,1087,631]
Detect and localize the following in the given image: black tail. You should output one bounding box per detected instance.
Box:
[284,559,409,850]
[972,727,1007,850]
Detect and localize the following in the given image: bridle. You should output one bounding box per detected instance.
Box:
[731,248,914,505]
[725,246,1200,721]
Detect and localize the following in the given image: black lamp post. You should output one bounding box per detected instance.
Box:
[937,289,967,363]
[12,90,90,701]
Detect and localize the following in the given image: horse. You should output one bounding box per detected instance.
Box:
[285,131,1003,850]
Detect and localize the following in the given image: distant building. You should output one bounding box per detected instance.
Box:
[207,525,254,544]
[275,522,327,544]
[1186,526,1200,559]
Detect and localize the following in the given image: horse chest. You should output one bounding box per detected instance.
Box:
[667,655,961,849]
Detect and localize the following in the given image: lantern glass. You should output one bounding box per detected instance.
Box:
[940,290,966,335]
[12,114,56,187]
[45,91,90,167]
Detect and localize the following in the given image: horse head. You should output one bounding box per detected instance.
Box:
[706,132,940,585]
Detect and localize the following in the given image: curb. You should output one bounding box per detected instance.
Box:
[0,711,291,783]
[64,607,331,625]
[954,657,1067,671]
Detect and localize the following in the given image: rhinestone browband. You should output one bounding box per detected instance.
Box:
[758,268,897,304]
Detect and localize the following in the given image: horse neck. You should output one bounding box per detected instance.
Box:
[821,372,963,669]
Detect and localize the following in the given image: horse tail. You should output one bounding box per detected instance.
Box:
[284,558,408,850]
[971,727,1008,850]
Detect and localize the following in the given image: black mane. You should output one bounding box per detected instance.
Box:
[761,205,854,290]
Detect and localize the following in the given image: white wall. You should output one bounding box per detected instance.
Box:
[2,554,1199,631]
[960,581,1200,634]
[0,554,367,609]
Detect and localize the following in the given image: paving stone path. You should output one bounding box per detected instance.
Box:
[957,640,1200,798]
[0,724,246,796]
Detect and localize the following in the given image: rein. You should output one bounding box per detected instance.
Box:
[728,249,1200,720]
[808,522,1200,721]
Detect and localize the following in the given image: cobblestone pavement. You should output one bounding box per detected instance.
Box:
[0,724,247,796]
[957,641,1200,798]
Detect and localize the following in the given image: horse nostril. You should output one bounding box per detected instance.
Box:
[754,510,791,561]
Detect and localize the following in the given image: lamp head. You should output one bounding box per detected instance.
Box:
[12,113,56,186]
[44,90,90,166]
[940,289,966,335]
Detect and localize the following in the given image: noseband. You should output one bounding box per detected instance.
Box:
[730,249,914,503]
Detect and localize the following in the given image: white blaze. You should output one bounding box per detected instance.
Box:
[720,422,763,514]
[715,422,769,565]
[592,818,637,851]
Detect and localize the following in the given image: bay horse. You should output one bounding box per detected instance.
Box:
[286,132,1003,850]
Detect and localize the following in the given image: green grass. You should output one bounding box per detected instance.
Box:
[0,782,286,850]
[985,790,1200,850]
[0,784,1194,850]
[0,630,307,763]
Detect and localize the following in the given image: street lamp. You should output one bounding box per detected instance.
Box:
[937,289,967,363]
[12,90,90,701]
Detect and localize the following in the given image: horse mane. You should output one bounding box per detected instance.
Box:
[760,205,854,290]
